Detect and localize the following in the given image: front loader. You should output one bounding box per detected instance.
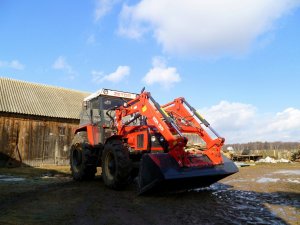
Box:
[70,88,238,194]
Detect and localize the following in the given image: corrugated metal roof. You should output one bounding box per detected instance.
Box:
[0,77,90,119]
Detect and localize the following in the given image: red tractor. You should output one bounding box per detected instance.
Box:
[70,88,238,194]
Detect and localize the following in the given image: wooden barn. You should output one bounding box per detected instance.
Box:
[0,77,90,167]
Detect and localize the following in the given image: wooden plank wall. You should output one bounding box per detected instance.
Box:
[0,113,79,166]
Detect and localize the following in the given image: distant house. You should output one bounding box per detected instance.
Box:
[0,77,90,166]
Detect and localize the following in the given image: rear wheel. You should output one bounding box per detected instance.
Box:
[102,139,132,190]
[70,132,97,180]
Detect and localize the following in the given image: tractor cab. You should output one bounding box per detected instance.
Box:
[77,89,138,144]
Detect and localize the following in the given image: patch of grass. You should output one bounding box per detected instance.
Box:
[0,165,71,178]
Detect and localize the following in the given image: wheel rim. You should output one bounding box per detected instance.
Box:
[104,152,116,181]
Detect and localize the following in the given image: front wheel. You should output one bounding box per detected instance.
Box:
[102,139,132,190]
[70,132,97,180]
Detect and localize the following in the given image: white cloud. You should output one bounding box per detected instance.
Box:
[52,56,72,72]
[94,0,120,22]
[52,56,76,80]
[201,101,256,131]
[142,57,181,88]
[267,108,300,131]
[119,0,300,57]
[118,4,149,39]
[10,60,25,70]
[0,59,25,70]
[87,34,96,44]
[92,65,130,83]
[199,102,300,143]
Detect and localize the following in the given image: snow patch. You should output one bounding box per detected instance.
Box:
[256,156,290,163]
[286,179,300,184]
[0,175,26,182]
[273,170,300,175]
[256,177,280,183]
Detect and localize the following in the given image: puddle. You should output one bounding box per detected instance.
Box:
[0,175,26,182]
[193,182,230,192]
[207,184,300,224]
[234,162,256,167]
[224,176,300,184]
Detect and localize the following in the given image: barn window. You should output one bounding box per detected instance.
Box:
[59,126,65,136]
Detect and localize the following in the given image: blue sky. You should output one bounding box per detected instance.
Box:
[1,0,300,143]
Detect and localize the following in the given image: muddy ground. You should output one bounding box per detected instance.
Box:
[0,163,299,225]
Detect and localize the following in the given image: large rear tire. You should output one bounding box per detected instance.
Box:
[102,139,132,190]
[70,132,97,180]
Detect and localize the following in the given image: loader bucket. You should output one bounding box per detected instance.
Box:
[137,153,238,195]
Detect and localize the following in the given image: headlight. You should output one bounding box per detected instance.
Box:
[151,136,156,142]
[159,136,164,142]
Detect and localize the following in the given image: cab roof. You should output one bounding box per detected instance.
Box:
[84,88,138,102]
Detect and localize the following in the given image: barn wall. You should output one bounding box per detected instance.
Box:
[0,113,79,167]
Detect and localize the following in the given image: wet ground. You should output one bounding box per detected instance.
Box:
[0,163,299,225]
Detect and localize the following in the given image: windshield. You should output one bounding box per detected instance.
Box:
[101,96,128,110]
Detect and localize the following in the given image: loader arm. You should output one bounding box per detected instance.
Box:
[115,92,190,167]
[162,97,224,165]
